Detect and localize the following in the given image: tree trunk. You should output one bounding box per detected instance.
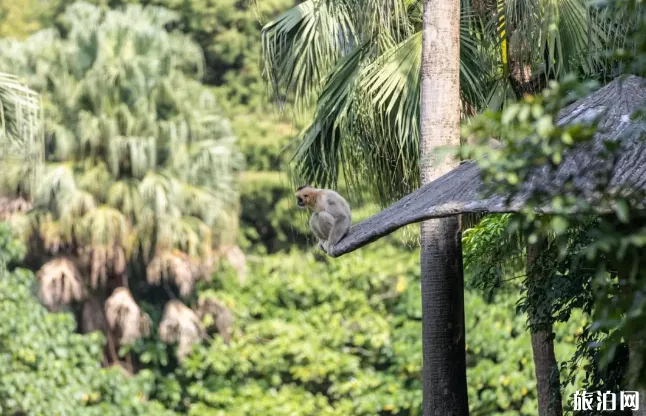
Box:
[531,329,563,416]
[627,339,646,416]
[618,266,646,416]
[527,241,563,416]
[420,0,468,414]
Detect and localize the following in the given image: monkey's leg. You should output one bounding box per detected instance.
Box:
[315,212,337,253]
[309,214,329,251]
[326,216,350,254]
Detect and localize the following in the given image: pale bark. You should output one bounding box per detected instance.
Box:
[527,241,563,416]
[420,0,468,414]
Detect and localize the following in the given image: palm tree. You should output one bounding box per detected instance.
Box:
[0,2,243,364]
[418,0,469,412]
[261,0,625,204]
[261,1,628,414]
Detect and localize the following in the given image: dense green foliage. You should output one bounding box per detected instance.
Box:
[462,74,646,404]
[142,242,584,415]
[0,223,175,415]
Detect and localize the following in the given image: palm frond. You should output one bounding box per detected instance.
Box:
[78,205,130,249]
[292,39,371,191]
[105,287,151,345]
[261,0,355,112]
[37,214,65,254]
[79,245,127,289]
[293,18,490,203]
[37,257,85,310]
[33,164,77,214]
[108,136,157,179]
[107,180,142,223]
[159,300,206,360]
[0,72,43,164]
[59,190,96,242]
[76,161,113,203]
[146,249,195,298]
[139,172,180,219]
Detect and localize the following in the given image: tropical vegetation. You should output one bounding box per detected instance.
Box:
[0,2,243,366]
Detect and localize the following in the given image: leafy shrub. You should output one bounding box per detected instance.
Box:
[0,224,174,416]
[141,242,584,415]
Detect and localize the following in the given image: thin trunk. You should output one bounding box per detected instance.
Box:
[627,339,646,416]
[420,0,468,414]
[618,266,646,416]
[626,339,646,416]
[527,241,563,416]
[531,330,563,416]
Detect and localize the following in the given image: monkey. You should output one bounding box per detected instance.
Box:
[295,185,351,255]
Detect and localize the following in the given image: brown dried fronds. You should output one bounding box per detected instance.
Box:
[37,257,85,310]
[146,250,194,297]
[197,296,234,344]
[79,245,127,289]
[0,196,32,220]
[217,245,247,284]
[159,300,206,360]
[104,287,151,345]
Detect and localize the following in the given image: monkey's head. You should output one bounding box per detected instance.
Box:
[295,185,318,209]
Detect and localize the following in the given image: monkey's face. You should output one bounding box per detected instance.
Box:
[295,186,316,209]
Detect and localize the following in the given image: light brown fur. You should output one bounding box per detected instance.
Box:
[295,185,351,255]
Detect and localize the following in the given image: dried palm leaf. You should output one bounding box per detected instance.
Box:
[37,257,85,310]
[0,196,32,220]
[159,300,206,360]
[146,249,194,297]
[197,296,234,344]
[79,245,127,289]
[189,252,214,283]
[104,287,150,345]
[218,245,247,284]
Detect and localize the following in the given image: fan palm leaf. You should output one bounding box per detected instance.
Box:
[262,0,356,112]
[59,190,96,243]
